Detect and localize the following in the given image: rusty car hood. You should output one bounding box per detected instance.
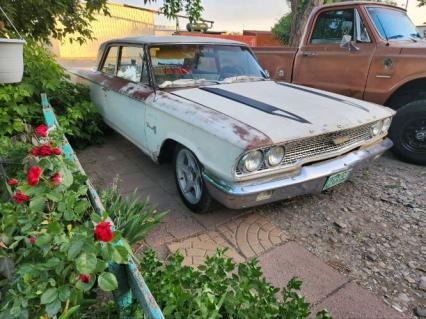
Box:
[171,81,395,144]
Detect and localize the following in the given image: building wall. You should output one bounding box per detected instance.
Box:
[52,3,154,59]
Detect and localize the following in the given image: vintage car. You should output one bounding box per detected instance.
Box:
[72,36,395,213]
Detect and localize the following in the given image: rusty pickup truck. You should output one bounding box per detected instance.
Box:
[254,1,426,165]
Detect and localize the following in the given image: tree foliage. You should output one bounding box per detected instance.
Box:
[272,13,293,45]
[0,0,205,43]
[0,0,109,43]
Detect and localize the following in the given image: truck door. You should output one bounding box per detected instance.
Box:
[293,7,375,100]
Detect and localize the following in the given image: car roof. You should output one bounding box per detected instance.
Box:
[100,35,246,48]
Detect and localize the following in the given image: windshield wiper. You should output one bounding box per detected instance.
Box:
[158,79,220,88]
[388,34,417,42]
[221,75,267,84]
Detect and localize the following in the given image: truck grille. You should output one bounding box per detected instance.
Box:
[236,123,373,176]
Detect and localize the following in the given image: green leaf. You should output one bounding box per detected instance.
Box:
[47,221,63,234]
[60,168,73,188]
[46,190,62,202]
[36,234,52,247]
[58,305,80,319]
[58,286,71,302]
[76,252,97,274]
[40,287,58,304]
[68,240,84,260]
[46,299,61,317]
[90,213,102,223]
[98,272,118,292]
[111,246,129,264]
[29,195,46,212]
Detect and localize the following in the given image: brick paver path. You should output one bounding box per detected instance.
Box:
[77,132,405,319]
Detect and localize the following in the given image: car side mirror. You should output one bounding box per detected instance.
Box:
[340,35,359,51]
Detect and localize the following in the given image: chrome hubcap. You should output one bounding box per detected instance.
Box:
[176,149,202,204]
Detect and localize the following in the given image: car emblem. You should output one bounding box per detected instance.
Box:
[333,135,351,145]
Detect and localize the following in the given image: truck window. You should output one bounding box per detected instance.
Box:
[117,46,149,84]
[101,46,119,76]
[311,9,355,44]
[366,7,421,41]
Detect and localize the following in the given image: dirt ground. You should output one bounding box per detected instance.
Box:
[260,153,426,318]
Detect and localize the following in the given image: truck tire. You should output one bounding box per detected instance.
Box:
[389,100,426,165]
[173,145,212,213]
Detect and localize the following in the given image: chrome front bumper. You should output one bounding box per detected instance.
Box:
[203,138,393,209]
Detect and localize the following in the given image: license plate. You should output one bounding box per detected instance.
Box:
[322,170,351,191]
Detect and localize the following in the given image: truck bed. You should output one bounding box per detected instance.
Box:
[252,46,297,82]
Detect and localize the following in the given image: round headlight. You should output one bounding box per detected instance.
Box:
[382,117,392,132]
[266,146,285,166]
[240,150,263,172]
[370,120,383,137]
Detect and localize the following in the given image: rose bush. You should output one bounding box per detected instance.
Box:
[0,125,132,318]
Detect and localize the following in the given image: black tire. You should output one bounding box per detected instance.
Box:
[173,145,212,213]
[389,100,426,165]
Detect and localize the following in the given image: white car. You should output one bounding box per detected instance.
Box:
[72,36,395,213]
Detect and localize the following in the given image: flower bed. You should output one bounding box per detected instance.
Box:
[0,124,132,318]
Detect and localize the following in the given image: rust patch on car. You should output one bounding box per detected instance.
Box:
[232,125,271,149]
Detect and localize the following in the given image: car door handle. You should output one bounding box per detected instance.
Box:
[302,52,319,57]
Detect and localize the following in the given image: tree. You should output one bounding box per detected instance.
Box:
[272,13,293,45]
[0,0,204,43]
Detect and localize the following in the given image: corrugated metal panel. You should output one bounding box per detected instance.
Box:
[54,3,155,59]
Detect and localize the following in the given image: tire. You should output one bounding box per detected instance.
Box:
[389,100,426,165]
[173,145,212,213]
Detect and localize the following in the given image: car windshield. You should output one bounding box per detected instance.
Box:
[149,44,267,88]
[367,7,421,41]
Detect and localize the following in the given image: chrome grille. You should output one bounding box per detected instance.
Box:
[236,123,373,176]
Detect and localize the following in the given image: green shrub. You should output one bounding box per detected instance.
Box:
[140,249,332,319]
[0,39,105,148]
[101,182,168,245]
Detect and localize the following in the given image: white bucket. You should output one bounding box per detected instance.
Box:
[0,38,25,84]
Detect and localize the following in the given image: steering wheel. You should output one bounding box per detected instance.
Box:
[219,66,244,80]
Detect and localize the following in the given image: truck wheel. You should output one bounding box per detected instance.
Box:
[173,145,212,213]
[389,100,426,165]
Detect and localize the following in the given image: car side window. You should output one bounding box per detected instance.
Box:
[101,46,119,75]
[355,9,371,43]
[310,9,355,44]
[117,46,149,83]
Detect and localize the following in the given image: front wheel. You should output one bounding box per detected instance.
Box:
[389,100,426,165]
[173,145,212,213]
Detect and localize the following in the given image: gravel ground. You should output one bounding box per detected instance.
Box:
[260,153,425,318]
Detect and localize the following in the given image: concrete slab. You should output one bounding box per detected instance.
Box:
[258,242,348,304]
[312,282,405,319]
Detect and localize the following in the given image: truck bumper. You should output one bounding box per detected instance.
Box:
[203,138,393,209]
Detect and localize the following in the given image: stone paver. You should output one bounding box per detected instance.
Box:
[167,231,245,267]
[218,214,288,258]
[258,241,349,304]
[311,282,405,319]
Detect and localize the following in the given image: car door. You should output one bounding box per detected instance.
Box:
[101,45,154,151]
[293,7,376,100]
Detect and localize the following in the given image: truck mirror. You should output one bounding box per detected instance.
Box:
[340,35,360,52]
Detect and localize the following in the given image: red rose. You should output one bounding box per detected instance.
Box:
[38,145,52,157]
[50,173,62,186]
[51,147,62,155]
[35,124,48,138]
[7,179,17,186]
[29,236,36,245]
[31,147,40,156]
[79,274,92,283]
[94,221,113,242]
[13,191,30,204]
[27,166,42,186]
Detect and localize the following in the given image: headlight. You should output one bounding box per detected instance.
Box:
[266,146,285,166]
[370,120,383,137]
[240,150,263,172]
[382,117,392,133]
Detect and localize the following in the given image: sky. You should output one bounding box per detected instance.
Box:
[113,0,425,32]
[113,0,289,31]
